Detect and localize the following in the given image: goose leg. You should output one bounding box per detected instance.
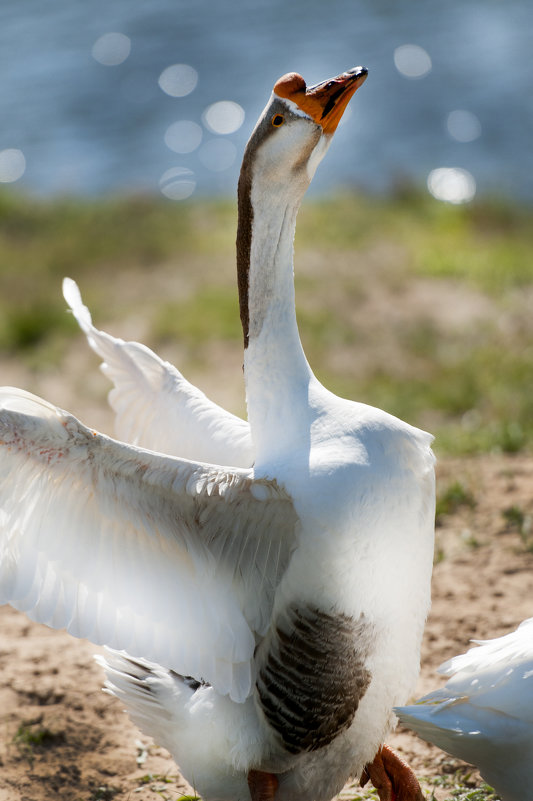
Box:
[247,769,279,801]
[360,745,424,801]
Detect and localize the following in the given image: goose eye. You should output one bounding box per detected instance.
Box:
[271,114,285,127]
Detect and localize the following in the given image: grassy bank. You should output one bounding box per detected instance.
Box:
[1,187,532,455]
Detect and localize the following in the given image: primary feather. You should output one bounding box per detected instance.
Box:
[0,387,295,701]
[63,277,253,467]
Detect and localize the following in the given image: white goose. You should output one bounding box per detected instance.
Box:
[0,67,435,801]
[396,618,533,801]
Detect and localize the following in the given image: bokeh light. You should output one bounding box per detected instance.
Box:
[427,167,476,203]
[158,64,198,98]
[394,44,432,79]
[0,149,26,183]
[164,121,203,154]
[91,33,131,66]
[202,101,245,135]
[2,2,530,200]
[446,110,482,143]
[159,167,196,199]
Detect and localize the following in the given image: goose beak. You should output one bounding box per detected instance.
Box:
[307,67,368,135]
[273,67,368,136]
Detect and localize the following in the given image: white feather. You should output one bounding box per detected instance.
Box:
[396,618,533,801]
[63,277,253,468]
[0,387,296,702]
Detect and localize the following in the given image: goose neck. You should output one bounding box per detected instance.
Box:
[237,168,313,451]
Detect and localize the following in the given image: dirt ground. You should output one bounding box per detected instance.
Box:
[1,357,532,800]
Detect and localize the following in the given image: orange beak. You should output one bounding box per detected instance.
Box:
[273,66,368,135]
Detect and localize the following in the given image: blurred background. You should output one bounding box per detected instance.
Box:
[1,6,533,800]
[0,0,532,454]
[1,0,532,202]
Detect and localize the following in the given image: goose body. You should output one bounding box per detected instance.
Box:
[396,618,533,801]
[0,67,435,801]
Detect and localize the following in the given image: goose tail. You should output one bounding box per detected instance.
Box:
[96,649,195,753]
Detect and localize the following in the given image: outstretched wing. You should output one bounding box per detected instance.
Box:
[0,388,297,702]
[63,278,253,468]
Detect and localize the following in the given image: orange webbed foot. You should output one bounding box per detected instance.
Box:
[360,744,424,801]
[248,769,279,801]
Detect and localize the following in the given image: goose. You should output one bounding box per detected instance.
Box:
[396,618,533,801]
[0,66,435,801]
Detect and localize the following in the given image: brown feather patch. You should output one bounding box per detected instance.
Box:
[256,605,373,754]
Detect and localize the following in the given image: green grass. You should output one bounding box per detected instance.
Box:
[449,791,500,801]
[298,189,533,297]
[436,480,476,522]
[342,758,502,800]
[13,721,62,747]
[153,286,241,347]
[502,504,533,550]
[136,773,178,786]
[1,187,533,454]
[87,787,120,801]
[421,768,501,801]
[12,720,64,766]
[0,192,236,362]
[340,777,500,801]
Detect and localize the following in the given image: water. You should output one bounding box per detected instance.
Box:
[0,0,531,202]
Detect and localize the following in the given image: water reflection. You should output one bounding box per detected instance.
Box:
[427,167,476,204]
[164,121,203,154]
[447,110,481,143]
[202,102,245,135]
[159,166,196,200]
[158,64,198,98]
[393,44,432,79]
[1,0,530,200]
[91,33,131,67]
[198,139,237,172]
[0,149,26,183]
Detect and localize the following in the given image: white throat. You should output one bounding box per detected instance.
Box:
[241,163,315,464]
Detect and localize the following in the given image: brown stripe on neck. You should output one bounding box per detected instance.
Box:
[236,155,253,349]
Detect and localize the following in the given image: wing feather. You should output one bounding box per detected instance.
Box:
[63,278,253,467]
[0,387,297,701]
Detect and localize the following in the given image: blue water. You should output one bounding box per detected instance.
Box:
[0,0,531,201]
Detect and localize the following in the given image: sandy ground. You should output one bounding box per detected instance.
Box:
[1,354,532,800]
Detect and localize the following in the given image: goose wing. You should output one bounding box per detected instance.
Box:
[63,279,253,468]
[0,387,297,702]
[401,618,533,719]
[396,618,533,751]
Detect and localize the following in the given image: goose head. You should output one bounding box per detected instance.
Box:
[240,66,368,196]
[236,67,368,352]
